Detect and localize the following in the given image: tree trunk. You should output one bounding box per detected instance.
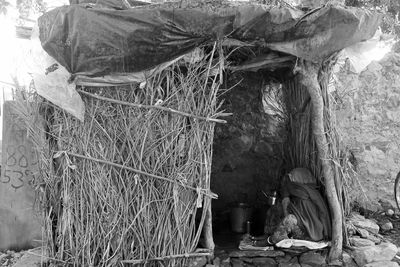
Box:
[296,61,343,265]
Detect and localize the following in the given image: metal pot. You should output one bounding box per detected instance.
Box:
[230,203,253,233]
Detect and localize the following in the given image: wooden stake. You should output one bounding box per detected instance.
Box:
[295,61,343,265]
[67,152,218,199]
[77,89,228,124]
[202,199,215,251]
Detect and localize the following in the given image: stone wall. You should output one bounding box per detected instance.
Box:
[334,52,400,210]
[211,72,285,231]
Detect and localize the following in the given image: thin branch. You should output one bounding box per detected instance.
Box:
[77,89,227,124]
[68,152,218,199]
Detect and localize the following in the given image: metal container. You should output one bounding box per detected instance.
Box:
[230,203,253,233]
[263,190,277,206]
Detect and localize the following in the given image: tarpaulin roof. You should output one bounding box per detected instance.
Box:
[38,2,381,78]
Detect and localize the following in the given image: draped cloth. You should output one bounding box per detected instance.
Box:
[282,168,332,241]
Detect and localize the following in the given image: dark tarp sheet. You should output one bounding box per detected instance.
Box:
[38,3,381,77]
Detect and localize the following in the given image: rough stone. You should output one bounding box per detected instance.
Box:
[349,237,375,247]
[213,257,221,267]
[351,242,398,266]
[254,141,274,156]
[276,255,293,264]
[229,250,285,258]
[252,257,277,267]
[387,209,395,216]
[343,251,358,267]
[231,258,251,267]
[279,256,300,267]
[379,199,396,211]
[221,257,230,267]
[357,228,370,238]
[279,263,301,267]
[366,234,381,245]
[334,52,400,210]
[348,213,380,234]
[364,261,399,267]
[189,256,207,267]
[380,221,394,231]
[298,251,326,267]
[12,247,47,267]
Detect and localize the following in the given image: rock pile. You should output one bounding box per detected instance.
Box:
[209,249,329,267]
[345,212,399,267]
[0,247,47,267]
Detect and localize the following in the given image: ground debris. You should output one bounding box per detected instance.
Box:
[0,250,23,267]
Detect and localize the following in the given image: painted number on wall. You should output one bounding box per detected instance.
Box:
[2,123,37,190]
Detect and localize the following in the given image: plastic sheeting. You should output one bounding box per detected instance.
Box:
[262,82,288,142]
[28,26,85,121]
[38,3,381,78]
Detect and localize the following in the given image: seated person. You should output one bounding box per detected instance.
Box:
[266,168,332,244]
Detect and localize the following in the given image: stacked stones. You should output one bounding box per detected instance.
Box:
[345,212,399,267]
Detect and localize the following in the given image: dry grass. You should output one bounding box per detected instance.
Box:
[14,46,227,266]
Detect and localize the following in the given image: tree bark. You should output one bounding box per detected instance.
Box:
[296,61,343,265]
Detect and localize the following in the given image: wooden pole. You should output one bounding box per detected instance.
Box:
[295,61,342,265]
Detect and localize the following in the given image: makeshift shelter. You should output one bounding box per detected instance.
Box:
[13,1,381,266]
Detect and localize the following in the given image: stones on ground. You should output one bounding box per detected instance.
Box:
[366,234,381,244]
[348,213,380,234]
[278,256,300,267]
[380,221,394,231]
[231,258,251,267]
[12,247,48,267]
[189,256,207,267]
[363,261,399,267]
[252,257,277,267]
[298,251,326,267]
[229,250,284,258]
[221,257,230,267]
[379,199,396,211]
[228,256,279,267]
[349,237,375,247]
[387,209,395,216]
[351,242,398,266]
[275,254,292,264]
[0,250,24,266]
[356,228,369,238]
[342,251,358,267]
[213,256,221,267]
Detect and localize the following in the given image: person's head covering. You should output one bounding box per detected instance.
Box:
[288,168,316,184]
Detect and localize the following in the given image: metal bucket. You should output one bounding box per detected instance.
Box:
[230,203,253,233]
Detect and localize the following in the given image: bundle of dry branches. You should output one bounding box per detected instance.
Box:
[14,46,227,266]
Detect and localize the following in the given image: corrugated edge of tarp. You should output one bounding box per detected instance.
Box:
[38,3,382,79]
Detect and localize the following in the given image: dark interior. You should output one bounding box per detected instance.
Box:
[211,70,292,249]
